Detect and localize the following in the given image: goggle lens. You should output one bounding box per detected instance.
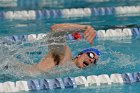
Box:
[87,52,97,64]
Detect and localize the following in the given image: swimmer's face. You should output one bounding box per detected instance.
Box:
[74,52,99,68]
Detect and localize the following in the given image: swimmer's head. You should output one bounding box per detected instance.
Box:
[74,48,101,68]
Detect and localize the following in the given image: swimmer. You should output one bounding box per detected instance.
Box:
[3,23,100,77]
[32,23,100,73]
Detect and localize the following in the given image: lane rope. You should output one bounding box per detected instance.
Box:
[0,72,140,92]
[2,27,139,43]
[0,6,140,20]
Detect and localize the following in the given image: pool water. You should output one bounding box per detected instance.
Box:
[0,0,140,93]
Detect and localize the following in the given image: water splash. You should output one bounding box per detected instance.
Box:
[0,35,140,81]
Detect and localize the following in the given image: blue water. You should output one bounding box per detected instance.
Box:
[0,0,140,93]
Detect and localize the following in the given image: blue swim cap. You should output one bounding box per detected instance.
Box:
[80,48,101,56]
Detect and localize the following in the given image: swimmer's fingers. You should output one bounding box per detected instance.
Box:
[84,26,92,38]
[85,32,93,43]
[84,26,96,44]
[86,32,96,44]
[84,26,96,37]
[84,26,93,43]
[87,32,96,44]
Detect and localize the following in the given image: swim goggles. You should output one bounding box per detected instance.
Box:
[86,52,97,64]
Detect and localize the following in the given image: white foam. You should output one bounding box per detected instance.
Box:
[36,34,47,40]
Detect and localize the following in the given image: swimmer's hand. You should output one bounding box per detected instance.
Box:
[84,25,96,44]
[51,23,96,44]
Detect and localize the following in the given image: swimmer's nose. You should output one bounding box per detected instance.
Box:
[88,59,93,63]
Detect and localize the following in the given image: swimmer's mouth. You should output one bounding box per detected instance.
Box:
[83,61,89,67]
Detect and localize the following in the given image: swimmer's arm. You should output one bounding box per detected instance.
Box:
[48,24,89,56]
[46,26,73,65]
[51,23,87,31]
[43,23,96,62]
[51,23,96,44]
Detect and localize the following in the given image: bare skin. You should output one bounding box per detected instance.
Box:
[33,23,97,73]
